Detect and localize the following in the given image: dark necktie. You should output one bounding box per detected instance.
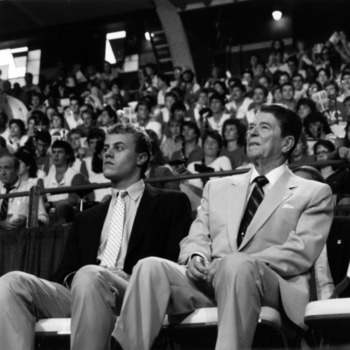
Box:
[0,186,15,221]
[237,176,269,248]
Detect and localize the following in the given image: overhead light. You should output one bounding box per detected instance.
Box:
[11,47,28,54]
[145,32,154,41]
[106,31,126,40]
[272,11,282,21]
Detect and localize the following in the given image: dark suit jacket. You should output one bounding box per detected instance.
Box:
[51,185,192,284]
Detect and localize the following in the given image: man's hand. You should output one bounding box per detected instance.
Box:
[0,219,13,230]
[206,259,221,285]
[186,256,208,284]
[10,216,26,228]
[0,216,26,230]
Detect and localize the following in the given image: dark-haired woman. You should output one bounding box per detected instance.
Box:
[170,121,203,165]
[8,119,28,151]
[186,131,231,190]
[145,130,179,190]
[98,106,117,134]
[15,148,42,186]
[14,148,49,225]
[220,119,249,169]
[303,112,335,154]
[83,139,111,203]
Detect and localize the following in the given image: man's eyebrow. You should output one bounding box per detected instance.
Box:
[104,142,127,147]
[259,121,272,126]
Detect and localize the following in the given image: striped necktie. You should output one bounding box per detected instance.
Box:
[237,176,269,248]
[100,190,128,268]
[0,186,15,221]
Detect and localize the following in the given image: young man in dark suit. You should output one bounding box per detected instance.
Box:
[0,123,192,350]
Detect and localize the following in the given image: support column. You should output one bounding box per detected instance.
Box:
[153,0,195,73]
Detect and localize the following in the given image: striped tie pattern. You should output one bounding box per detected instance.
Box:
[100,190,127,268]
[0,186,15,221]
[237,176,269,248]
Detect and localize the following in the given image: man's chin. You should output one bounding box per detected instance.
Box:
[103,170,118,181]
[246,151,260,160]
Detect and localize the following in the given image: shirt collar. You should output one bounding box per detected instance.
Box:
[250,163,287,188]
[111,179,145,203]
[1,177,21,192]
[13,177,21,190]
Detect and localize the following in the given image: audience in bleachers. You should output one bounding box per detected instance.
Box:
[1,30,350,226]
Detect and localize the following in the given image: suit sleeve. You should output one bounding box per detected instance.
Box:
[252,183,334,277]
[50,213,82,283]
[178,181,213,265]
[164,191,192,262]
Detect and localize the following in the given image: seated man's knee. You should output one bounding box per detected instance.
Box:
[0,271,36,302]
[133,257,167,277]
[216,253,258,281]
[71,265,103,291]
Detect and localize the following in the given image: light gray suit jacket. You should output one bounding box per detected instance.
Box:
[178,167,334,328]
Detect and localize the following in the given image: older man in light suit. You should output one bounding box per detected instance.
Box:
[112,104,334,350]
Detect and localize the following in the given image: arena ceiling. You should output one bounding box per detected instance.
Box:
[0,0,239,40]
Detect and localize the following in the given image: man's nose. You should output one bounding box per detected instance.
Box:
[248,125,258,136]
[104,148,113,158]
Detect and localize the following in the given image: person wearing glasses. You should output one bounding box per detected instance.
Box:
[314,139,350,197]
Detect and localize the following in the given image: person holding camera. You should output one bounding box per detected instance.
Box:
[185,131,231,190]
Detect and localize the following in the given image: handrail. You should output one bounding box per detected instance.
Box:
[0,159,348,199]
[0,158,348,228]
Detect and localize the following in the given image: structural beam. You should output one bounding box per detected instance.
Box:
[153,0,195,73]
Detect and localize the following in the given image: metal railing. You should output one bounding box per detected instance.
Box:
[1,159,348,228]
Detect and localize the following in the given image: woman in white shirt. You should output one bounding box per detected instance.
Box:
[14,148,49,225]
[186,130,232,190]
[206,93,231,135]
[50,113,69,142]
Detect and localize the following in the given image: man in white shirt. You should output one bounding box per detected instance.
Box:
[245,84,268,125]
[0,152,48,230]
[225,82,253,120]
[113,105,333,350]
[0,123,192,350]
[64,96,83,130]
[281,82,297,111]
[135,100,162,142]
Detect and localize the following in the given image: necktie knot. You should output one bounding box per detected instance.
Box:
[4,186,15,193]
[254,176,269,188]
[118,190,128,199]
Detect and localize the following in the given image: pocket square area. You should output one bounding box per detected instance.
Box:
[282,203,294,209]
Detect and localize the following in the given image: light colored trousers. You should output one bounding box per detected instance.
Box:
[0,265,129,350]
[113,252,280,350]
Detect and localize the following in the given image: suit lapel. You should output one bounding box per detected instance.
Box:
[126,185,161,255]
[226,171,252,251]
[239,168,298,250]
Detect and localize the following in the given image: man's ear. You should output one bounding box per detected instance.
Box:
[281,136,295,154]
[136,153,148,167]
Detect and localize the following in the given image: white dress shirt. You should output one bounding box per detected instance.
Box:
[97,179,145,269]
[0,178,49,224]
[249,163,287,195]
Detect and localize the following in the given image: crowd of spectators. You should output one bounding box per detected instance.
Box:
[1,30,350,225]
